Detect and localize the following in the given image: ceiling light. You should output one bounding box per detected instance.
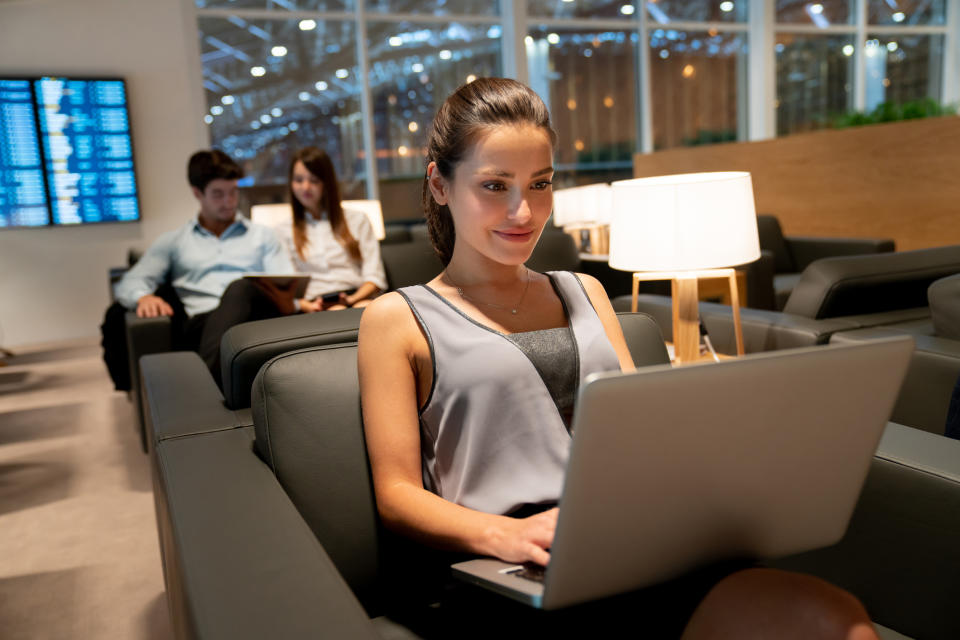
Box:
[620,5,635,15]
[298,91,310,101]
[221,95,235,105]
[271,107,282,117]
[336,69,349,78]
[260,114,272,124]
[271,46,288,57]
[439,49,452,60]
[315,81,328,90]
[720,1,734,11]
[299,19,316,31]
[389,36,403,47]
[547,33,560,44]
[250,66,266,77]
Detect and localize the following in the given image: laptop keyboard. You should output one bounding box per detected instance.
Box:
[507,564,546,583]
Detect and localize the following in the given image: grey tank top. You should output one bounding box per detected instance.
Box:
[397,270,621,515]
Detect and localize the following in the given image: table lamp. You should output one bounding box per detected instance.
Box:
[552,183,613,254]
[608,172,760,363]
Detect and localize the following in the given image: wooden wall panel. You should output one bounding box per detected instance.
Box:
[632,117,960,251]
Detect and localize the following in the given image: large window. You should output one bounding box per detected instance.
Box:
[197,16,364,192]
[366,21,502,180]
[193,1,958,204]
[774,0,950,135]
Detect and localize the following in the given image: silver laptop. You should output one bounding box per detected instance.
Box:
[452,337,914,610]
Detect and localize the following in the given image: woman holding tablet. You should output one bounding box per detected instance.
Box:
[281,147,386,312]
[357,78,878,638]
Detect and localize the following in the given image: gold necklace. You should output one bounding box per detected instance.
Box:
[446,267,531,315]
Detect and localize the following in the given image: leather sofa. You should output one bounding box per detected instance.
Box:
[143,313,960,639]
[756,214,895,310]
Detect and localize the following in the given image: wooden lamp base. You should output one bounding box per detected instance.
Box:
[631,269,745,364]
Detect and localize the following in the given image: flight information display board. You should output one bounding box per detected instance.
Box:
[0,79,49,227]
[0,76,140,229]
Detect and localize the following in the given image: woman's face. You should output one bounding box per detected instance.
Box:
[290,161,323,213]
[430,124,554,267]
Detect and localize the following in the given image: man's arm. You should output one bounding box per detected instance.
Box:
[114,233,174,313]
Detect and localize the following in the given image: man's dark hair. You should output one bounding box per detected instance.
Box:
[187,149,243,192]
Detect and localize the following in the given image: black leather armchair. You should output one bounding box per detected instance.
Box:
[616,244,960,355]
[757,214,896,309]
[827,272,960,435]
[144,312,670,638]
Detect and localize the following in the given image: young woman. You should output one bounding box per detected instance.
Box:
[358,78,878,638]
[283,147,386,311]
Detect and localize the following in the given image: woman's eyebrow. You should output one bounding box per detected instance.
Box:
[475,166,555,178]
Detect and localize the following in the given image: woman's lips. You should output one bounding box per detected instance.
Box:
[493,229,534,242]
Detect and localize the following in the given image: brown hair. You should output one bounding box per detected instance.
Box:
[423,78,558,265]
[187,149,243,192]
[288,147,360,262]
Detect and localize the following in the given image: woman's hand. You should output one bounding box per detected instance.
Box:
[482,508,558,566]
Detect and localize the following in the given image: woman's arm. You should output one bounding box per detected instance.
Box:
[575,273,636,372]
[358,293,557,565]
[343,281,380,306]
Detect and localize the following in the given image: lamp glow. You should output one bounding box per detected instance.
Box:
[609,172,760,361]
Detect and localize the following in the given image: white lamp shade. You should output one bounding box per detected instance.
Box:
[249,203,291,230]
[552,183,613,226]
[608,172,760,272]
[342,199,386,241]
[251,199,386,241]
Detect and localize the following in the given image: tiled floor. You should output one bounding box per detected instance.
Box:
[0,339,172,639]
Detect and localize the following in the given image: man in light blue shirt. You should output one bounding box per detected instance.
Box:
[102,150,293,389]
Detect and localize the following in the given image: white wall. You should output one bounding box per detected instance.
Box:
[0,0,208,347]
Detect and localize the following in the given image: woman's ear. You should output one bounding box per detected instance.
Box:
[427,162,449,206]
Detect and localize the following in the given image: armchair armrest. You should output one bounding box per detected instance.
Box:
[140,351,248,448]
[613,294,860,353]
[125,312,174,451]
[772,423,960,640]
[154,427,379,640]
[788,236,895,272]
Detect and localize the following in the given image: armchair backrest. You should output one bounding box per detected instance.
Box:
[380,238,443,290]
[526,229,582,273]
[249,312,667,610]
[929,273,960,341]
[756,214,796,273]
[220,308,364,409]
[784,244,960,319]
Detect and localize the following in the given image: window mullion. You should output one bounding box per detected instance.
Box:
[355,0,378,199]
[501,0,529,85]
[853,0,867,111]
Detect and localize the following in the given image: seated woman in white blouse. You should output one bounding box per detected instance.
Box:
[282,147,387,312]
